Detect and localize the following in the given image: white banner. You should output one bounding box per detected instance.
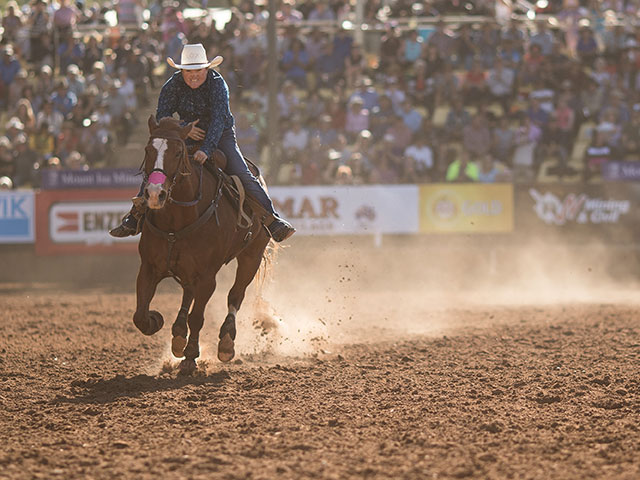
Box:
[0,190,35,244]
[270,185,419,235]
[49,201,136,244]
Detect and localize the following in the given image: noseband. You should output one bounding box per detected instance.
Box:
[146,132,203,207]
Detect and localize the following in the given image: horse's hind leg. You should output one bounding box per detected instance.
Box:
[180,279,217,375]
[171,287,193,358]
[218,244,266,363]
[133,263,163,336]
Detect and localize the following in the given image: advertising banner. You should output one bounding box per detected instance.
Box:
[419,184,514,233]
[0,190,35,244]
[602,161,640,181]
[516,184,640,242]
[36,189,137,255]
[40,168,141,190]
[270,185,419,235]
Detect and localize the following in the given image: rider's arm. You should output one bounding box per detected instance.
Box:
[156,75,179,120]
[200,76,231,157]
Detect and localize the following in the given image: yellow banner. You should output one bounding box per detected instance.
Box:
[419,184,513,233]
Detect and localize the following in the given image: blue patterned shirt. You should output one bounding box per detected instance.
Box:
[156,70,234,156]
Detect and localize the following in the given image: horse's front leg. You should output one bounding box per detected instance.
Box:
[133,262,164,336]
[171,287,193,358]
[180,278,217,375]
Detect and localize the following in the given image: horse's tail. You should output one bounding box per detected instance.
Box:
[256,239,278,293]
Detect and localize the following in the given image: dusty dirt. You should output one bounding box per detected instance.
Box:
[1,240,640,479]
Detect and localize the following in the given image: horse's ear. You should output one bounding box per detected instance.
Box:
[180,122,194,140]
[148,115,158,133]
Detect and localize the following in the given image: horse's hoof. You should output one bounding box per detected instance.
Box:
[217,333,235,363]
[171,335,187,358]
[178,359,197,376]
[146,310,164,335]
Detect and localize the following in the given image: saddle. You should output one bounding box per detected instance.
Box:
[202,148,275,230]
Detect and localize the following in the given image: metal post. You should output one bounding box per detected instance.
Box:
[266,0,279,171]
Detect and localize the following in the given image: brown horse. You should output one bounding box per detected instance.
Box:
[133,115,271,374]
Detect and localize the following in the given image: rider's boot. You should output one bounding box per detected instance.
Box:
[266,215,296,242]
[109,197,145,238]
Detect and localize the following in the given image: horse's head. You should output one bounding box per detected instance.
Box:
[143,115,194,209]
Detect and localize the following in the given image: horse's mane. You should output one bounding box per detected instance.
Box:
[157,117,182,131]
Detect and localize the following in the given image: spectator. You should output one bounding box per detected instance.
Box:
[443,97,471,142]
[402,30,423,65]
[398,99,423,134]
[57,32,84,73]
[478,153,510,183]
[463,113,492,158]
[282,38,310,88]
[66,64,86,98]
[30,121,55,160]
[462,59,488,106]
[13,99,36,133]
[12,133,38,187]
[282,116,309,157]
[492,114,516,166]
[530,20,554,56]
[2,2,24,43]
[0,136,15,180]
[345,96,369,141]
[369,135,400,184]
[576,27,599,66]
[385,115,412,154]
[0,45,21,109]
[235,111,260,160]
[487,57,515,114]
[53,0,79,36]
[621,105,640,157]
[50,78,78,118]
[308,2,336,21]
[344,44,366,89]
[404,134,434,181]
[37,100,64,136]
[28,0,51,65]
[427,20,454,58]
[445,149,479,182]
[583,129,613,181]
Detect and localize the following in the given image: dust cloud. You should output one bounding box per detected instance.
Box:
[195,235,640,360]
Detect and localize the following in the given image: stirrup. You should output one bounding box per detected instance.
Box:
[267,218,296,242]
[109,213,141,238]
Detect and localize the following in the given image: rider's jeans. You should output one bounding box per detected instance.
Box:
[217,126,275,214]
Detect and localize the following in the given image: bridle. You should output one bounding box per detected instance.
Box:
[144,132,203,207]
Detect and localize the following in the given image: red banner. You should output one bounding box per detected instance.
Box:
[35,189,138,255]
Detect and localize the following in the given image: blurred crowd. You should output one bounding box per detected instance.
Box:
[2,0,640,190]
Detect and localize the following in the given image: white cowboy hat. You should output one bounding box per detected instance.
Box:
[167,44,223,70]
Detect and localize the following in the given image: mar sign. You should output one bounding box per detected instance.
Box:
[0,191,35,244]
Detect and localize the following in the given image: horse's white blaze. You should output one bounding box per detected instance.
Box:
[146,138,169,208]
[152,138,168,171]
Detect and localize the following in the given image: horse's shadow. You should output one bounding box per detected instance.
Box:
[60,370,231,405]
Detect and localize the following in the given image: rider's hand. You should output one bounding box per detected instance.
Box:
[188,119,205,141]
[193,150,208,164]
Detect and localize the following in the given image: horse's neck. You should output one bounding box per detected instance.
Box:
[150,172,204,232]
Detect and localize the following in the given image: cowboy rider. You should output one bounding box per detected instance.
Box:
[109,43,296,242]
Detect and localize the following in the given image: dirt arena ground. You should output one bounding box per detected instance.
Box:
[1,238,639,479]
